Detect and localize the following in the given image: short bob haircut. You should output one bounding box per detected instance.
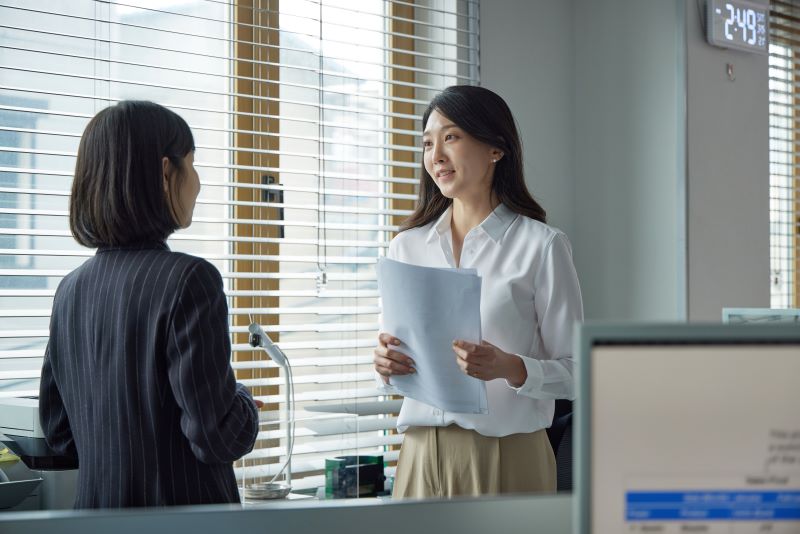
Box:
[402,85,546,232]
[70,100,195,248]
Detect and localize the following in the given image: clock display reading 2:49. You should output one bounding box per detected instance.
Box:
[706,0,769,55]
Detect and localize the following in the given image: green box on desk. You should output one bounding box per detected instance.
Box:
[325,455,384,498]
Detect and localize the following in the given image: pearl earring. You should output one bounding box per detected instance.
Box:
[491,158,497,163]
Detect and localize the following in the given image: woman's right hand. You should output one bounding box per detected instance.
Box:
[373,333,415,385]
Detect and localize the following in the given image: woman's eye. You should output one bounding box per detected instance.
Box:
[445,134,457,141]
[423,140,432,148]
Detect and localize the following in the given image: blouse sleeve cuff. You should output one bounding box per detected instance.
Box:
[505,354,544,395]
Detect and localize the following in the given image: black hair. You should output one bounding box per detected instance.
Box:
[401,85,546,231]
[69,100,195,248]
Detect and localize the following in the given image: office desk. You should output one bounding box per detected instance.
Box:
[0,493,573,534]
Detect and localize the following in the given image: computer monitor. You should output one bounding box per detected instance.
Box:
[723,307,800,324]
[575,324,800,534]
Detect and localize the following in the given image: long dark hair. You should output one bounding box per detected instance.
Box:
[70,100,195,248]
[401,85,546,231]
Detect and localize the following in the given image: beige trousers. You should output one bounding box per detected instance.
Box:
[392,424,556,499]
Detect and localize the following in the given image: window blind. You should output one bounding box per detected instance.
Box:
[0,0,479,492]
[769,0,800,308]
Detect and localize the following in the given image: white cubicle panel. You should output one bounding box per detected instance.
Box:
[722,307,800,324]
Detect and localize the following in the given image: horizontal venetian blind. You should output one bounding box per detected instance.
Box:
[769,0,800,308]
[0,0,479,492]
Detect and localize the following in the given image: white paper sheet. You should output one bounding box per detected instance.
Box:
[376,257,488,414]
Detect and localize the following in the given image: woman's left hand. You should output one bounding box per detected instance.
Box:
[452,340,527,387]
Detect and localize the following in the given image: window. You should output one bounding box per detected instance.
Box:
[769,0,800,308]
[0,0,478,494]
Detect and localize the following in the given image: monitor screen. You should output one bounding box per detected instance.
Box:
[582,333,800,533]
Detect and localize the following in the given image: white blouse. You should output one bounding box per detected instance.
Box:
[378,203,583,437]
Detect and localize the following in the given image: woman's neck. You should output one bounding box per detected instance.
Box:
[450,193,500,242]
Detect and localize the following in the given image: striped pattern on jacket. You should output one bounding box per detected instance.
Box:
[39,241,259,508]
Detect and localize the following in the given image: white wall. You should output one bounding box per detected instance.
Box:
[572,0,685,321]
[481,0,685,321]
[481,0,771,322]
[479,0,575,239]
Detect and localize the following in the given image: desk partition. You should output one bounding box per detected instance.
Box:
[0,493,572,534]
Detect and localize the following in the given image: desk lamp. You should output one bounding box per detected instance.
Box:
[247,322,295,498]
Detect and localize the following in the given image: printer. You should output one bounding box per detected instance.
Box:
[0,397,78,510]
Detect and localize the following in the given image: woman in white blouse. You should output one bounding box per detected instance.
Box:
[373,85,583,499]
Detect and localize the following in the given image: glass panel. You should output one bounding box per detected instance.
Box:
[0,0,478,502]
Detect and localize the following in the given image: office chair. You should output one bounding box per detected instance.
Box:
[553,412,572,491]
[546,399,573,492]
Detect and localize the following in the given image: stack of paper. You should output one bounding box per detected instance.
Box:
[376,257,488,414]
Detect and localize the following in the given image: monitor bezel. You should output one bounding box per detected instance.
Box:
[574,322,800,534]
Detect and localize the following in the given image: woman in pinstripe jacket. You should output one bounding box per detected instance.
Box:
[39,101,261,508]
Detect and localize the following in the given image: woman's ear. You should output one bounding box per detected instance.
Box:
[162,156,171,194]
[490,149,504,163]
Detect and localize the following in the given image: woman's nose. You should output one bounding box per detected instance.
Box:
[431,142,446,163]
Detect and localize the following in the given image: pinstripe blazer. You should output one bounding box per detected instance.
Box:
[39,241,259,508]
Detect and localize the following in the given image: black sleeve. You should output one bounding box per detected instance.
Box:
[166,259,259,464]
[38,340,79,462]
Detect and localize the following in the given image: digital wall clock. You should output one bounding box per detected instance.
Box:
[706,0,769,54]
